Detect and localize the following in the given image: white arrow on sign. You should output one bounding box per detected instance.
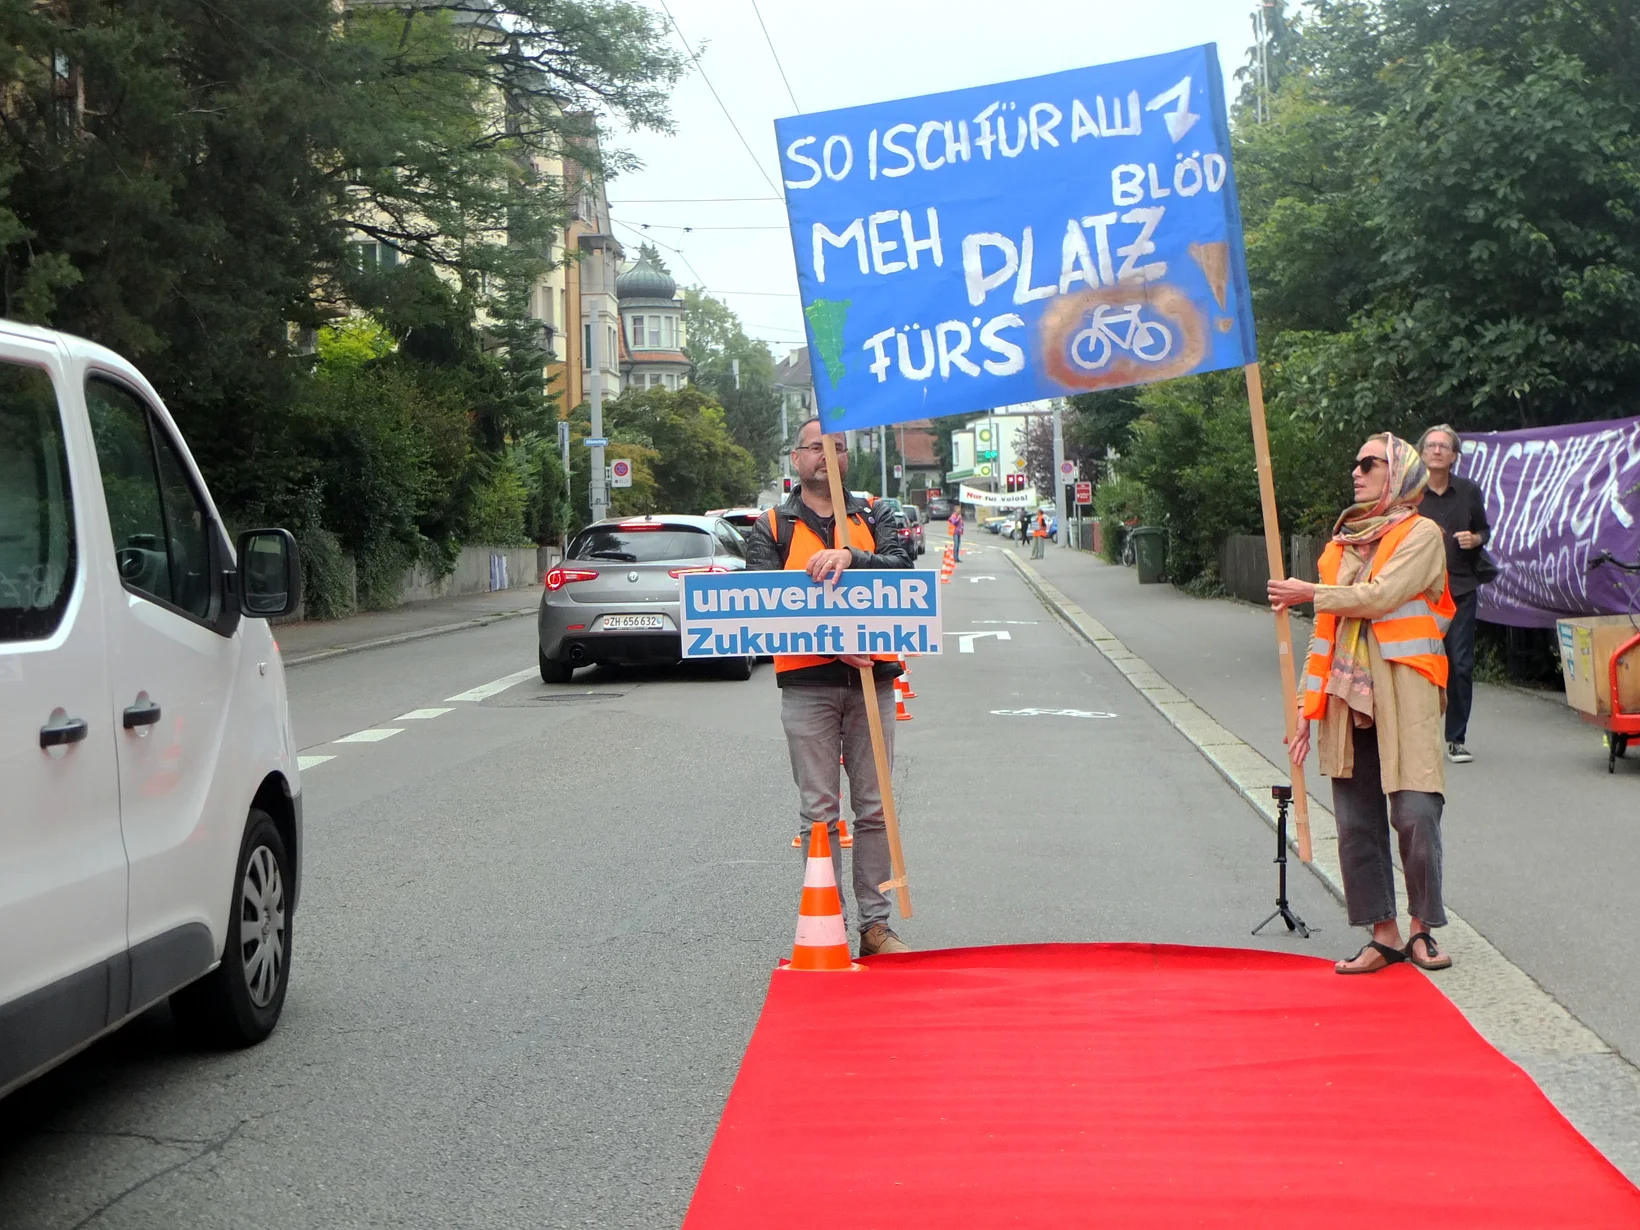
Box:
[949,630,1011,654]
[967,575,996,583]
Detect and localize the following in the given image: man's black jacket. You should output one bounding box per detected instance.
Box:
[743,491,913,687]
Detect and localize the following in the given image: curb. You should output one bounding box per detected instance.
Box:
[1003,549,1629,1076]
[282,605,536,668]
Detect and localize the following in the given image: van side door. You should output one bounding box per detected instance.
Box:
[0,342,127,1093]
[84,375,239,1006]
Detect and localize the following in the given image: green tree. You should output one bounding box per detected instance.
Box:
[602,384,758,513]
[683,288,783,470]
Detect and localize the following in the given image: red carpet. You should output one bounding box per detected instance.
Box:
[684,944,1640,1228]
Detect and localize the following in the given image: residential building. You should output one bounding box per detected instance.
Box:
[616,253,690,392]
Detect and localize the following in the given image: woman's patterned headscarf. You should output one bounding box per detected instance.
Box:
[1330,432,1428,547]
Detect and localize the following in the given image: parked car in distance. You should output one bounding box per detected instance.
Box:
[926,496,954,521]
[886,507,923,557]
[982,515,1013,535]
[707,507,763,534]
[538,515,755,682]
[2,322,304,1101]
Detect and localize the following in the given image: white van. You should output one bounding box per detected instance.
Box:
[0,321,303,1097]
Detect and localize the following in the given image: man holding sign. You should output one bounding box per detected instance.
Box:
[745,417,914,956]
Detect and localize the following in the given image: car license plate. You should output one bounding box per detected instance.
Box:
[604,614,663,630]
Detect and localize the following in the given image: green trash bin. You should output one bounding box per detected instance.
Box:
[1130,526,1166,584]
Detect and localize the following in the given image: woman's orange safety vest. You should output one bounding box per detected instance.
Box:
[1031,512,1048,538]
[1301,517,1457,720]
[766,508,900,675]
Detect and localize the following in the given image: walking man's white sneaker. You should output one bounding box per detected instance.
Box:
[1447,742,1474,763]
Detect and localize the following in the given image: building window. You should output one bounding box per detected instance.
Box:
[349,241,400,271]
[630,315,644,347]
[609,326,617,367]
[583,323,591,368]
[664,372,677,391]
[647,318,661,348]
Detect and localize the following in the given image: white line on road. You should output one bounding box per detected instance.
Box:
[395,707,455,720]
[972,620,1039,625]
[949,630,1012,653]
[967,575,997,583]
[445,667,538,703]
[297,755,335,770]
[333,728,403,743]
[991,708,1116,718]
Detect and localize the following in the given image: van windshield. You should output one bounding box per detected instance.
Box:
[0,362,77,643]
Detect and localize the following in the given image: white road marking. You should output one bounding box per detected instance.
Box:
[297,755,335,770]
[445,667,538,703]
[991,708,1117,719]
[972,620,1038,625]
[949,630,1012,653]
[395,707,454,720]
[966,575,997,583]
[334,728,403,743]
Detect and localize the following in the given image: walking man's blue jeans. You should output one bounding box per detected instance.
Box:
[952,532,962,560]
[1444,590,1478,743]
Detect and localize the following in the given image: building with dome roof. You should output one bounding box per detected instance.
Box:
[616,251,690,393]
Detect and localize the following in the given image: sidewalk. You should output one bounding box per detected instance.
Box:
[1002,541,1640,1179]
[275,585,541,666]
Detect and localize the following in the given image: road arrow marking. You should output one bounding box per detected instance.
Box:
[949,630,1012,653]
[990,708,1117,719]
[967,575,997,583]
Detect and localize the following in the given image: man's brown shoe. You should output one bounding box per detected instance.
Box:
[859,923,910,956]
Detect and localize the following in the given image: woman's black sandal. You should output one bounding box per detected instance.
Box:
[1404,932,1452,971]
[1335,940,1408,975]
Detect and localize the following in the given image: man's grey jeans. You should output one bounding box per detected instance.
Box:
[1330,724,1447,929]
[780,680,896,933]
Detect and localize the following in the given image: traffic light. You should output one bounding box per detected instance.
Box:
[782,476,793,494]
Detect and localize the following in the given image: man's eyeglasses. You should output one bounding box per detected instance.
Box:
[792,442,838,456]
[1423,442,1455,453]
[1352,456,1385,475]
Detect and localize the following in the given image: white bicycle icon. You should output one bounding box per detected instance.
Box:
[1070,304,1174,371]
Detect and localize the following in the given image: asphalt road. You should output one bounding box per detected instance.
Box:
[1,549,1349,1228]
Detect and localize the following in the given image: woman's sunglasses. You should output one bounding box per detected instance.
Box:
[1352,456,1385,476]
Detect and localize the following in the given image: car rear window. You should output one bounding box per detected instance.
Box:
[569,526,712,563]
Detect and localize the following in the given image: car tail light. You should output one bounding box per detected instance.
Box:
[668,565,734,578]
[544,567,599,591]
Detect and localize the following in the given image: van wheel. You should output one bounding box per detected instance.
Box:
[171,809,290,1048]
[721,654,754,681]
[540,649,572,684]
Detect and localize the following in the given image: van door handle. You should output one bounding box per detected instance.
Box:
[40,716,90,748]
[123,700,163,729]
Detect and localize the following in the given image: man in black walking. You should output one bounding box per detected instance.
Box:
[1418,424,1491,764]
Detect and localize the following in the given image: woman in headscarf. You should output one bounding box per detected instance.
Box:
[1268,433,1457,974]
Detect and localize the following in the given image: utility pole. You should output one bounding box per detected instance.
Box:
[579,232,616,522]
[1050,398,1068,548]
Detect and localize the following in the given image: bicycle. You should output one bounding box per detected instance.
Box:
[1070,303,1174,372]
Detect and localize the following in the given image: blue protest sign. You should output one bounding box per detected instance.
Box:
[680,570,943,658]
[775,44,1253,433]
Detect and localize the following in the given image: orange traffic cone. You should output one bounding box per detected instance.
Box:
[793,817,851,847]
[786,823,863,971]
[896,659,917,700]
[894,691,913,721]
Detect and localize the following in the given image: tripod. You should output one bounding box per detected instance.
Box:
[1252,785,1311,938]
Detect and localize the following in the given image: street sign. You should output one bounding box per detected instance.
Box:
[557,421,569,450]
[610,458,633,488]
[1059,460,1077,480]
[893,463,903,479]
[584,436,609,448]
[1013,457,1026,470]
[1074,481,1093,505]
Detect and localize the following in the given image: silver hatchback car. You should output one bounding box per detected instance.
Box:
[538,514,755,682]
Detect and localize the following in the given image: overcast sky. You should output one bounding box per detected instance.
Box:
[604,1,1262,357]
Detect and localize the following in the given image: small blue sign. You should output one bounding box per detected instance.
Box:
[583,437,610,448]
[680,570,943,658]
[774,44,1254,433]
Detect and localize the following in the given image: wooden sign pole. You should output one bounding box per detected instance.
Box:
[1245,363,1314,863]
[822,442,913,917]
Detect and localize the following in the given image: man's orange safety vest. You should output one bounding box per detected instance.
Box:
[765,507,900,675]
[1301,516,1457,720]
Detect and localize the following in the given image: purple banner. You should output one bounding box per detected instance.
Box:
[1456,416,1640,627]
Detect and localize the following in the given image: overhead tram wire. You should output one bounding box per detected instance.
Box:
[750,0,801,114]
[608,197,784,205]
[658,0,782,197]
